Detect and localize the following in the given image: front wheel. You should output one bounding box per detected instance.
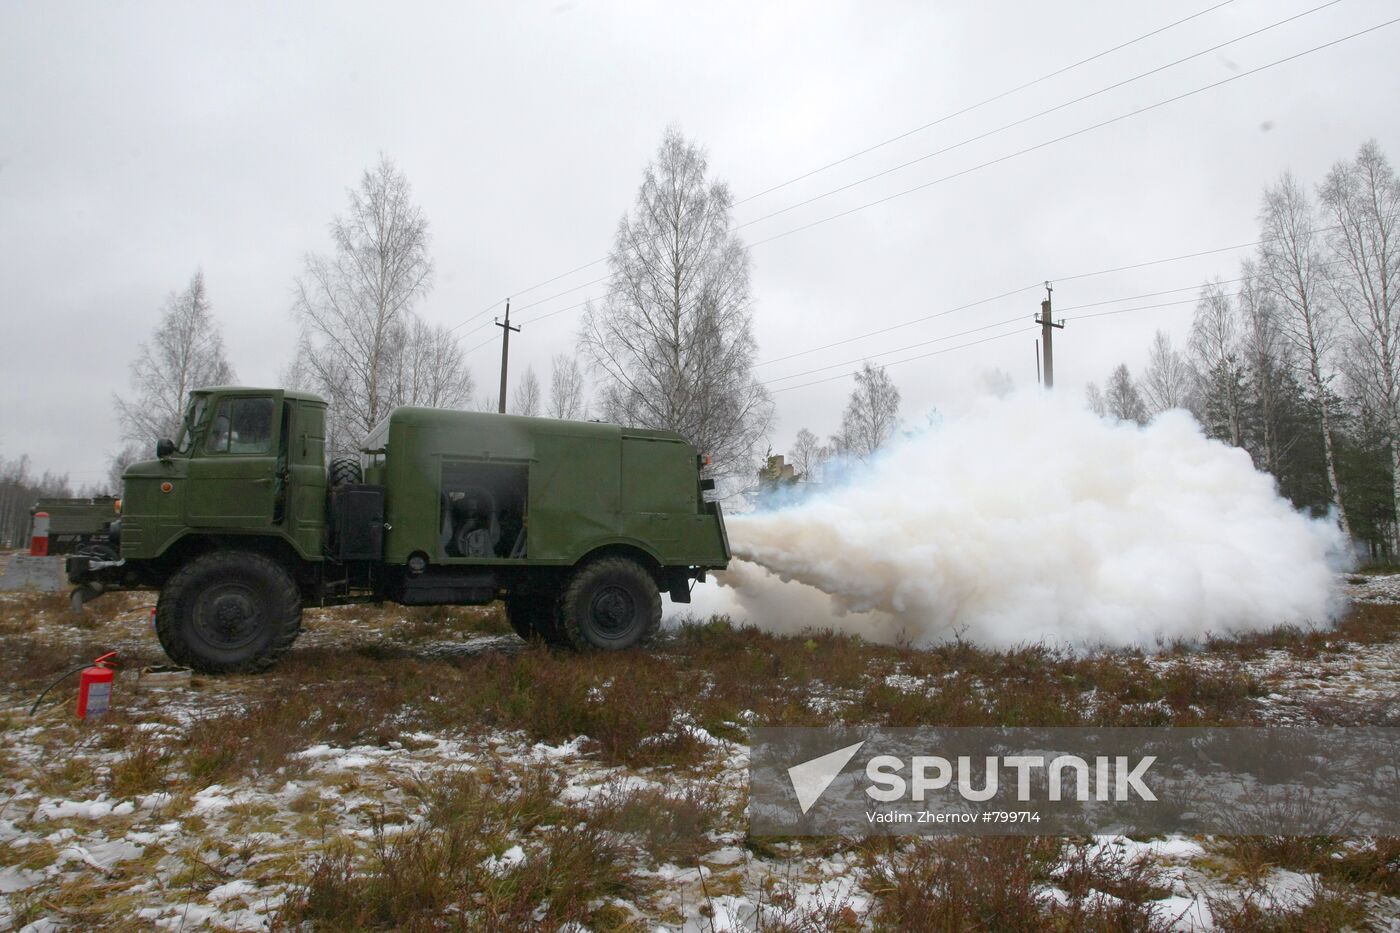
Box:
[558,557,661,651]
[155,551,302,673]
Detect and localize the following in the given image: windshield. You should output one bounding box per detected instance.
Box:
[174,395,209,453]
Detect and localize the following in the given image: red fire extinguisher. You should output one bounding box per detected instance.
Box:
[77,652,117,719]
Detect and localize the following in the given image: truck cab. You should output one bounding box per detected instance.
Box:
[68,387,730,674]
[110,388,328,576]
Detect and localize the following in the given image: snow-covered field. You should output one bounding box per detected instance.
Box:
[1,572,1399,930]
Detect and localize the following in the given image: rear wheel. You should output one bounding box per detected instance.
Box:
[155,551,302,673]
[558,557,661,651]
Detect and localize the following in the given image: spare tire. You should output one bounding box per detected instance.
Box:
[329,457,362,488]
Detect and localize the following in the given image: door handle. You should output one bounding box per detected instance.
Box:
[252,477,273,486]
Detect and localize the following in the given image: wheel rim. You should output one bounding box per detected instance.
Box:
[192,582,265,652]
[589,584,638,639]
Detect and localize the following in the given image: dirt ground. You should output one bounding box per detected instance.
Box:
[1,574,1399,930]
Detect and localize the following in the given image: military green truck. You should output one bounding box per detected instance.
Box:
[67,386,730,673]
[31,496,122,557]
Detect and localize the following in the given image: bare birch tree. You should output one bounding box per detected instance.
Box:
[294,155,436,449]
[548,353,587,420]
[832,362,901,461]
[1258,173,1351,535]
[391,316,474,410]
[1236,263,1299,477]
[1103,364,1149,425]
[114,270,235,447]
[107,444,143,491]
[1085,382,1107,417]
[1320,141,1400,546]
[788,427,825,482]
[512,366,542,417]
[1140,330,1194,415]
[580,128,773,475]
[1189,282,1247,448]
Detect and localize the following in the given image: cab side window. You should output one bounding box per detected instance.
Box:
[207,397,275,455]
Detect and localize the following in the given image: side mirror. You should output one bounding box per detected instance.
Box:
[156,438,176,460]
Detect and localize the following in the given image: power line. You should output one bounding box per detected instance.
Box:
[762,287,1228,387]
[452,0,1241,329]
[763,315,1032,385]
[763,293,1223,397]
[756,284,1039,367]
[733,0,1344,235]
[754,225,1346,370]
[735,0,1242,207]
[467,17,1394,347]
[763,253,1359,393]
[466,224,1347,366]
[743,17,1400,252]
[762,296,1210,397]
[768,327,1041,395]
[1066,292,1234,322]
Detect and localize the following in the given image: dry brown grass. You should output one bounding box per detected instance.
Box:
[5,590,1400,929]
[588,781,727,867]
[859,836,1177,932]
[1203,878,1373,932]
[106,729,175,796]
[279,760,642,930]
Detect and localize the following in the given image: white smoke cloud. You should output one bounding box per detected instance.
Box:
[693,391,1349,651]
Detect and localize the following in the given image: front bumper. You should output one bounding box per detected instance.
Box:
[66,555,125,585]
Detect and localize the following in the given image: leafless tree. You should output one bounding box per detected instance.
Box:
[1085,382,1107,417]
[980,368,1015,399]
[1189,282,1247,448]
[1237,264,1297,477]
[113,270,235,449]
[0,454,71,548]
[512,365,542,417]
[107,443,143,491]
[1103,364,1148,425]
[391,316,474,410]
[1320,141,1400,545]
[832,362,901,461]
[788,427,825,482]
[580,128,773,476]
[293,155,436,449]
[1140,330,1194,415]
[1258,172,1351,535]
[548,353,587,420]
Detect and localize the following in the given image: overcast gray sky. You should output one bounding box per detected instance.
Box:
[3,0,1398,484]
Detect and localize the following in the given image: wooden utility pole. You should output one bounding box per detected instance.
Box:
[1035,282,1064,388]
[495,300,521,414]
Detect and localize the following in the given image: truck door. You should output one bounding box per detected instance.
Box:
[186,394,282,528]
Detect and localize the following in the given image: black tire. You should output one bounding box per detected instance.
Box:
[558,557,661,651]
[329,457,362,488]
[155,551,302,674]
